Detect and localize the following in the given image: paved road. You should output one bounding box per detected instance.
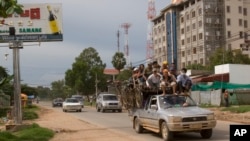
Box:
[40,101,235,141]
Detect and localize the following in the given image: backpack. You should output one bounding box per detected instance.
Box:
[184,79,192,90]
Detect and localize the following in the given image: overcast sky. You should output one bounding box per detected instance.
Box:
[0,0,171,87]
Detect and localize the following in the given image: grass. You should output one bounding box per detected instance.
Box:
[23,105,39,120]
[0,105,54,141]
[0,123,54,141]
[221,105,250,113]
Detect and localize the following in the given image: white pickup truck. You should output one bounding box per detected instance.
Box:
[129,94,217,141]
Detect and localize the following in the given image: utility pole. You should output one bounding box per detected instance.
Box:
[95,73,99,99]
[9,27,23,124]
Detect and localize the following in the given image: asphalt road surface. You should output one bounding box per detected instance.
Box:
[40,101,236,141]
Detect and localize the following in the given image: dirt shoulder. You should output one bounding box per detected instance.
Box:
[28,105,250,141]
[31,106,139,141]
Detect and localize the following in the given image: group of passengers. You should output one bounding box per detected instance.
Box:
[131,61,192,95]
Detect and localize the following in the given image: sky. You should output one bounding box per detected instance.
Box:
[0,0,171,87]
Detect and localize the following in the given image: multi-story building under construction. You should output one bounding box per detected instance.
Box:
[152,0,250,70]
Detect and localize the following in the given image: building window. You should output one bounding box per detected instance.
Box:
[192,11,195,18]
[192,23,196,29]
[188,61,191,66]
[181,39,185,45]
[200,58,204,64]
[182,62,185,68]
[198,8,202,15]
[239,6,242,14]
[187,50,190,55]
[199,46,203,52]
[243,8,247,16]
[244,20,248,28]
[181,28,184,34]
[186,25,190,32]
[227,31,231,38]
[162,36,166,41]
[192,35,196,42]
[181,17,184,23]
[199,33,203,40]
[186,14,189,20]
[239,19,242,26]
[227,18,231,26]
[199,20,202,27]
[182,51,185,57]
[193,47,197,54]
[187,37,191,43]
[226,6,230,13]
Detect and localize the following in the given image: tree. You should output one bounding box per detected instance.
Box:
[112,52,126,73]
[0,0,23,18]
[65,47,106,96]
[208,48,250,70]
[50,80,70,99]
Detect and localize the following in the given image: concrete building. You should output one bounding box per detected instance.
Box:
[152,0,250,70]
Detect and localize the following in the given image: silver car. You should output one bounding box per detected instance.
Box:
[131,94,217,141]
[96,93,122,113]
[62,98,82,112]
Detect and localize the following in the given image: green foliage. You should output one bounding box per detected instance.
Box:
[112,52,126,72]
[186,63,206,70]
[208,48,250,70]
[50,80,71,99]
[221,105,250,113]
[65,47,107,95]
[15,123,54,141]
[116,69,132,81]
[0,107,10,117]
[0,0,23,18]
[22,105,39,120]
[0,132,17,141]
[0,123,54,141]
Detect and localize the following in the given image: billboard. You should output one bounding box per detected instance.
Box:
[0,3,63,43]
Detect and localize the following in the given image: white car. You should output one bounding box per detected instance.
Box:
[62,98,82,112]
[96,93,122,112]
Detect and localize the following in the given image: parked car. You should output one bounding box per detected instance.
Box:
[71,95,84,108]
[96,93,122,112]
[62,98,82,112]
[52,98,63,107]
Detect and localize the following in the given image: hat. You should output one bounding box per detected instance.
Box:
[163,61,168,65]
[133,67,139,71]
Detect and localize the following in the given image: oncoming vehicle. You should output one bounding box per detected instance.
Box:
[62,98,82,112]
[96,93,122,113]
[130,94,217,141]
[52,98,63,107]
[71,95,84,108]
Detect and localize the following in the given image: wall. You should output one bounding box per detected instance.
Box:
[215,64,250,84]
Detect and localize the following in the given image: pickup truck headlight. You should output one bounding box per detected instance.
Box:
[207,114,215,120]
[168,116,182,122]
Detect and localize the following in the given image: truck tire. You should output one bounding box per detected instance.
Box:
[134,117,143,133]
[200,129,212,139]
[96,105,100,112]
[161,122,173,141]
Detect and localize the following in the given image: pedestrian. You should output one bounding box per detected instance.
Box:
[223,90,229,107]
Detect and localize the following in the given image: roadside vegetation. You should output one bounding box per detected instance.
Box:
[221,105,250,113]
[0,105,54,141]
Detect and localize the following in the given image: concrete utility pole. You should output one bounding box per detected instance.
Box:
[9,27,23,125]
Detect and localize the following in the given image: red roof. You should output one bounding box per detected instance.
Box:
[192,73,229,83]
[103,69,119,75]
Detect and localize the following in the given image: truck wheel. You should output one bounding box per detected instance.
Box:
[101,106,105,113]
[134,117,143,133]
[200,129,212,139]
[96,105,100,112]
[161,122,173,141]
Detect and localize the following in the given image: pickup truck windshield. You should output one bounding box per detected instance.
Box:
[159,95,196,108]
